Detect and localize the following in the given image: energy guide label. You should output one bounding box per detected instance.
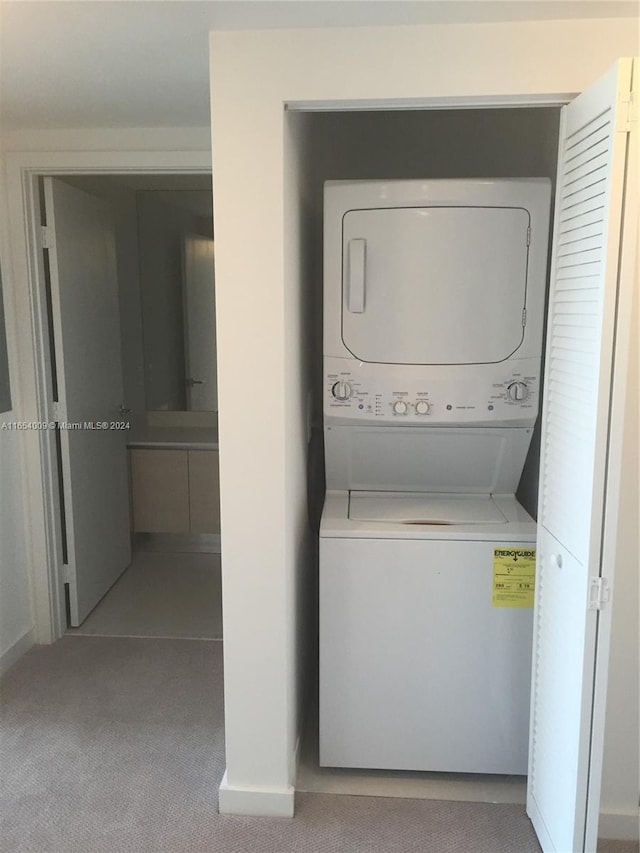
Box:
[492,546,536,608]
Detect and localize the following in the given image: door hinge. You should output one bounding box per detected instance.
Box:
[522,308,527,327]
[51,401,61,422]
[41,225,52,249]
[588,577,610,611]
[62,563,72,583]
[617,89,637,132]
[526,226,531,247]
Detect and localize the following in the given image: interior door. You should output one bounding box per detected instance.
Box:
[527,58,637,853]
[182,234,217,411]
[44,178,131,626]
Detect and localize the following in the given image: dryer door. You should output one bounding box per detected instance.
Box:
[342,206,530,365]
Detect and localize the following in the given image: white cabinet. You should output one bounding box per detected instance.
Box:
[131,448,220,534]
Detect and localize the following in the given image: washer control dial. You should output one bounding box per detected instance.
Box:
[331,380,353,401]
[507,381,529,402]
[393,400,408,415]
[415,400,430,415]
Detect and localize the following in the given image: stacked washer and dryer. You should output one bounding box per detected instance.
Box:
[319,178,551,775]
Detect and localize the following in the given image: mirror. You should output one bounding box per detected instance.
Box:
[136,189,216,413]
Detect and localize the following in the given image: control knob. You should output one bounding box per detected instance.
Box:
[415,400,430,415]
[507,381,529,402]
[331,380,352,401]
[393,400,408,415]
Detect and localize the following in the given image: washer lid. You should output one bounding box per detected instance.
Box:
[342,206,530,365]
[348,491,508,525]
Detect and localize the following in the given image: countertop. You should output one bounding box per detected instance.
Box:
[127,426,219,451]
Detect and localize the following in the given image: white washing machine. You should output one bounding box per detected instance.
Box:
[320,178,551,774]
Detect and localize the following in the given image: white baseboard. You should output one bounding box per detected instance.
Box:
[599,808,640,841]
[0,627,36,677]
[218,770,295,817]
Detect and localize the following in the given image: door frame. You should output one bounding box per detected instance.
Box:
[3,147,212,643]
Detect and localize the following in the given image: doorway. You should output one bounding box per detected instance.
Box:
[37,170,221,641]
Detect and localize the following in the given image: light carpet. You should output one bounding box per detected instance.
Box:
[1,637,634,853]
[66,550,222,640]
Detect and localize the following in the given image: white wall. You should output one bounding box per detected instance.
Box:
[209,16,638,817]
[0,142,35,673]
[599,278,640,840]
[0,419,34,674]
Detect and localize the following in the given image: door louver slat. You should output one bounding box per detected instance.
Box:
[558,196,606,223]
[560,179,607,209]
[558,210,605,233]
[564,117,609,153]
[564,143,608,174]
[556,235,605,256]
[557,224,604,247]
[562,166,606,194]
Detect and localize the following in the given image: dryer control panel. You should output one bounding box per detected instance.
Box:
[324,356,540,428]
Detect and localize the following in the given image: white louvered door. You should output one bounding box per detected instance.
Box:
[527,58,636,853]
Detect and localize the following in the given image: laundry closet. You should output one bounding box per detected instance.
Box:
[279,77,638,849]
[298,105,561,790]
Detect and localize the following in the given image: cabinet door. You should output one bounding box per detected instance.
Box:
[131,449,189,533]
[188,450,221,534]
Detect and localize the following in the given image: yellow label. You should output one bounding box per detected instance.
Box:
[492,545,536,608]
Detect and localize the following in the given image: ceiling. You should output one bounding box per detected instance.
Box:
[1,1,637,131]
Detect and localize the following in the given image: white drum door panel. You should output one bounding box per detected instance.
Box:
[528,58,636,853]
[342,206,529,365]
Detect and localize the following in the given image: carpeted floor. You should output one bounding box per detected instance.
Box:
[1,637,635,853]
